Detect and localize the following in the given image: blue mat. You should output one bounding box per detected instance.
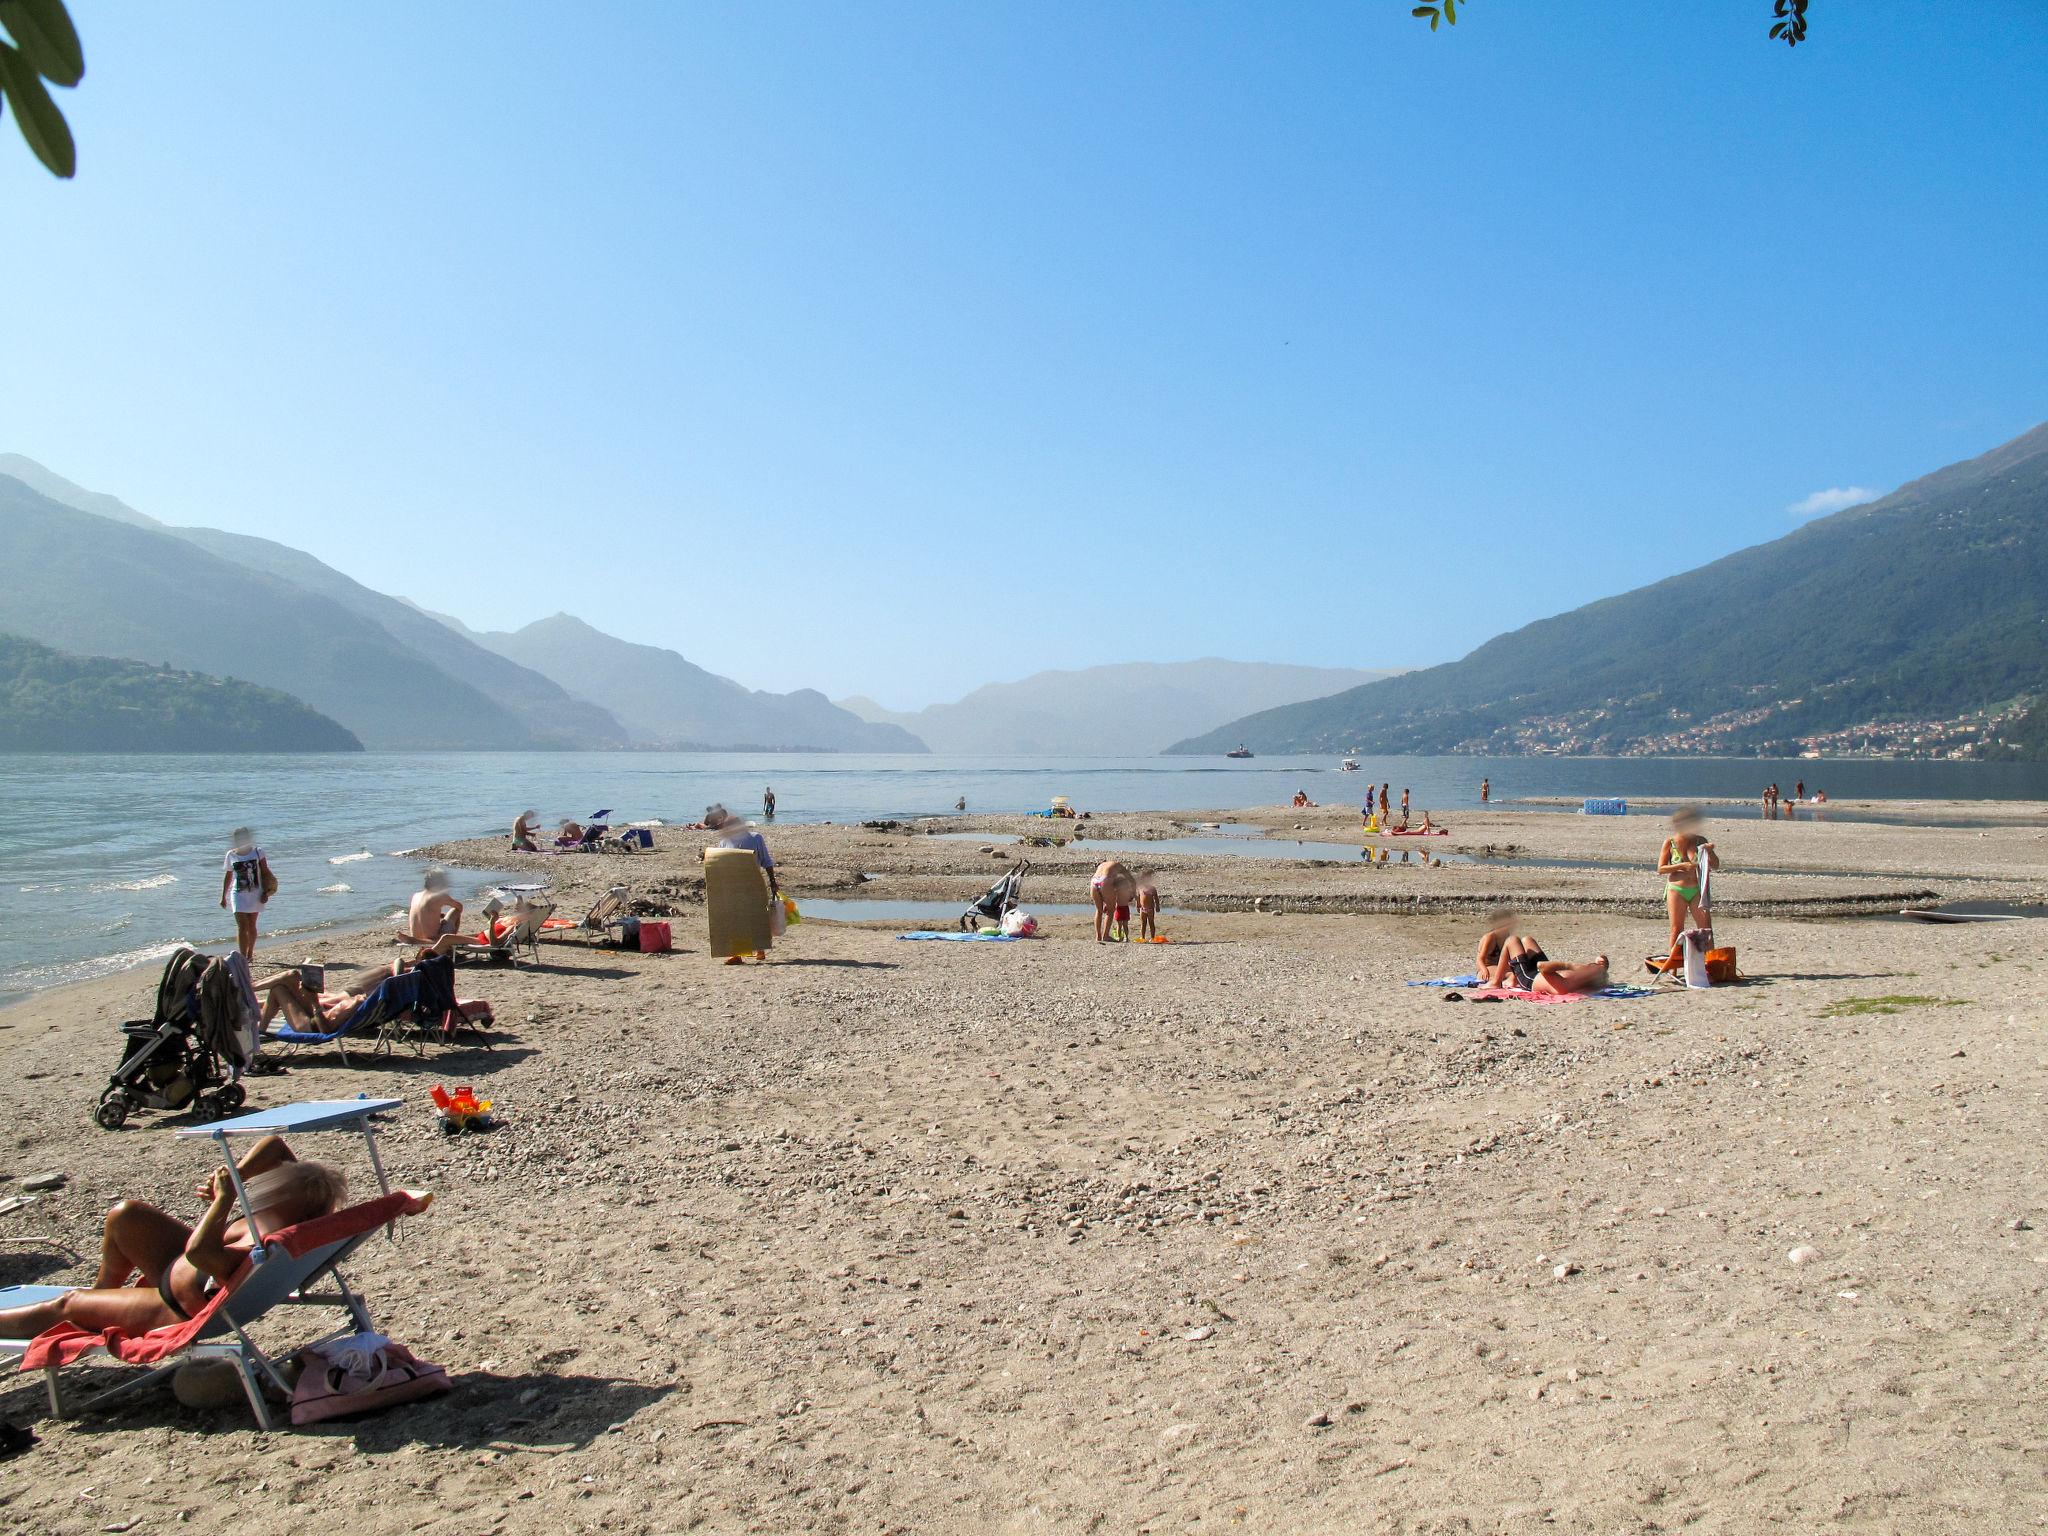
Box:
[897,930,1018,942]
[1409,974,1482,987]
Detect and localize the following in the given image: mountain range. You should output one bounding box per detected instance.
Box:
[1175,423,2048,758]
[454,613,924,752]
[0,456,919,752]
[841,661,1399,755]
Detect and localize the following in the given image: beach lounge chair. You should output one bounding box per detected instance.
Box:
[540,885,629,943]
[267,955,489,1061]
[3,1099,431,1431]
[455,889,555,965]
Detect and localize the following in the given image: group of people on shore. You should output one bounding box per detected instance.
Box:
[1471,807,1718,994]
[1762,780,1824,818]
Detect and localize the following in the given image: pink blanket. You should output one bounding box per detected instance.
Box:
[20,1190,430,1370]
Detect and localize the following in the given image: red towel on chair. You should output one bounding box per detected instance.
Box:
[20,1190,431,1370]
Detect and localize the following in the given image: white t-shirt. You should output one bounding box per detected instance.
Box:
[224,847,267,913]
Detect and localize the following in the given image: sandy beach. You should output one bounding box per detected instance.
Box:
[3,802,2046,1533]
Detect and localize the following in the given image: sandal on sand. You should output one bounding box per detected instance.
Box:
[290,1334,451,1427]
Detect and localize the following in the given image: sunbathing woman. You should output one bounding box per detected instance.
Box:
[1657,807,1720,949]
[1477,910,1609,994]
[1091,860,1135,944]
[0,1137,346,1339]
[253,964,399,1030]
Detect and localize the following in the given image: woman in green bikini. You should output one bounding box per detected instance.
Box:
[1657,807,1719,949]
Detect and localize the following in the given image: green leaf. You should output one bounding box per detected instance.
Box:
[1411,6,1435,16]
[1443,0,1458,23]
[0,42,76,176]
[1430,11,1440,28]
[0,0,84,86]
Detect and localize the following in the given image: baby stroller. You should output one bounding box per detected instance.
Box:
[95,947,257,1131]
[960,861,1029,932]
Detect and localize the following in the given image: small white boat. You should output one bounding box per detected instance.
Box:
[1340,759,1360,772]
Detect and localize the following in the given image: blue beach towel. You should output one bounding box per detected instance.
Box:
[897,930,1018,942]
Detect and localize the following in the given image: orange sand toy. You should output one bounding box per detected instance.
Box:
[430,1084,495,1133]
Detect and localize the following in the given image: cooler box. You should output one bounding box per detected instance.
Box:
[1582,798,1628,816]
[638,920,672,953]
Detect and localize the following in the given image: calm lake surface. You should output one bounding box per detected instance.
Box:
[4,750,2045,1004]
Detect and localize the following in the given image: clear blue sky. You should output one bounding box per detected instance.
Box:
[4,2,2044,707]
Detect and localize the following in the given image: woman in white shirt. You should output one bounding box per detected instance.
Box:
[219,828,274,964]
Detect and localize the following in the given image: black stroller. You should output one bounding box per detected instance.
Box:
[960,861,1029,932]
[95,947,255,1130]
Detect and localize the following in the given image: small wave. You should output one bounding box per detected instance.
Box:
[96,872,179,893]
[17,882,65,894]
[7,938,194,993]
[318,882,353,894]
[329,850,374,865]
[99,914,134,935]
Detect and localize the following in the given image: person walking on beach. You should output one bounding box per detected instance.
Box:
[219,828,273,965]
[1378,784,1390,823]
[1480,777,1490,804]
[1657,807,1719,950]
[705,805,778,965]
[1400,787,1410,824]
[763,786,777,820]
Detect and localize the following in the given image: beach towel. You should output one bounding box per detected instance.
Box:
[704,846,772,958]
[896,931,1018,942]
[1454,984,1658,1003]
[1410,974,1483,987]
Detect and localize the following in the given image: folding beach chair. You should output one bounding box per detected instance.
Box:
[3,1099,431,1431]
[453,887,554,966]
[540,885,629,944]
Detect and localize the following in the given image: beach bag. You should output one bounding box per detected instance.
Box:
[259,862,279,900]
[1680,928,1712,989]
[782,897,801,927]
[637,920,671,954]
[767,894,788,938]
[290,1333,450,1427]
[1001,910,1038,937]
[1705,946,1739,984]
[613,916,640,949]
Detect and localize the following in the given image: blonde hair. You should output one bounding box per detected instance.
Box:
[242,1160,348,1221]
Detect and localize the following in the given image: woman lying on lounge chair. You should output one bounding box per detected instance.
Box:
[0,1136,345,1338]
[253,962,403,1030]
[1476,909,1610,995]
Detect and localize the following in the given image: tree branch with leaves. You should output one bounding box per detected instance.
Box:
[0,0,84,177]
[1410,1,1812,47]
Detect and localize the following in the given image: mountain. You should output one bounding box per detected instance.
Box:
[0,474,546,750]
[1174,423,2048,759]
[168,528,629,748]
[1,457,629,748]
[465,614,928,751]
[0,633,363,752]
[0,454,167,531]
[842,660,1400,755]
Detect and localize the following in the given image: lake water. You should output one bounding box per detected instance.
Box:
[3,750,2044,1005]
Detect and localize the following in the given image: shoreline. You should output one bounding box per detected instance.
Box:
[9,796,2040,1015]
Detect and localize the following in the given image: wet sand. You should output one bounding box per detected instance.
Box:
[2,803,2045,1533]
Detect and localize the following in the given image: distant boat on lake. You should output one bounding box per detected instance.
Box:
[1226,744,1254,759]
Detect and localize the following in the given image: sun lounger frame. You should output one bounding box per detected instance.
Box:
[3,1100,414,1431]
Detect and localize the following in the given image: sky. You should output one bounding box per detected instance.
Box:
[3,2,2045,709]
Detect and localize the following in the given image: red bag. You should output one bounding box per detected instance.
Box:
[637,920,671,954]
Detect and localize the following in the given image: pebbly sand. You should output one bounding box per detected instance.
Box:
[2,802,2045,1533]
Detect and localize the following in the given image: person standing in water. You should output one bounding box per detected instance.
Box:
[763,786,776,820]
[1480,777,1490,804]
[956,796,967,813]
[219,828,274,965]
[1400,787,1411,824]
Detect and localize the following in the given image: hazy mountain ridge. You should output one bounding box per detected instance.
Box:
[0,475,551,750]
[0,457,920,752]
[0,633,362,752]
[464,614,928,752]
[840,660,1399,755]
[1174,423,2048,759]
